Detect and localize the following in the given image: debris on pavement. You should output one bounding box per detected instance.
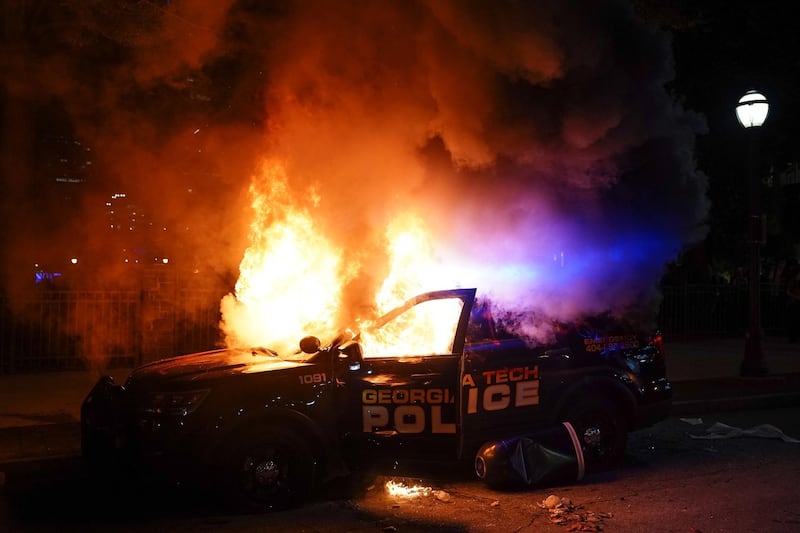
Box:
[691,422,800,443]
[680,417,704,425]
[538,494,612,531]
[434,490,452,503]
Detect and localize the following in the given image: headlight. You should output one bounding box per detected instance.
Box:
[145,389,209,416]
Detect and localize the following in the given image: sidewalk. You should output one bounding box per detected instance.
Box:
[667,336,800,414]
[0,337,798,463]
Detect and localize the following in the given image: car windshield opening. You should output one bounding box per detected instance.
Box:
[360,297,463,357]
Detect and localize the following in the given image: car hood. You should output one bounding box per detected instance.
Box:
[127,348,313,387]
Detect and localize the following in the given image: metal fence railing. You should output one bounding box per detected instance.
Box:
[658,283,790,339]
[0,291,140,373]
[0,289,224,373]
[0,283,792,373]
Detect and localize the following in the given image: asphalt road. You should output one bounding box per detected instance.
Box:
[1,406,799,532]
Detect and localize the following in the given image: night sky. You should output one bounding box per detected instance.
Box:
[651,0,800,270]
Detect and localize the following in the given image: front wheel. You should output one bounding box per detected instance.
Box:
[563,396,628,473]
[219,427,315,512]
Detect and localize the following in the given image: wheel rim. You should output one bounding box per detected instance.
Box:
[240,445,292,505]
[583,425,603,448]
[578,411,616,461]
[253,458,280,485]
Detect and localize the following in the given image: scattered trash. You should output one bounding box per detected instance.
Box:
[680,417,704,425]
[549,495,567,508]
[543,494,564,509]
[490,500,501,507]
[382,526,398,532]
[538,494,612,531]
[691,422,800,443]
[476,422,585,489]
[434,490,452,503]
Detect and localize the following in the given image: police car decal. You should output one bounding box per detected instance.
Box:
[463,365,540,414]
[362,387,457,434]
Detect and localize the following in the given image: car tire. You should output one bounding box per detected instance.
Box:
[219,427,315,512]
[563,395,628,473]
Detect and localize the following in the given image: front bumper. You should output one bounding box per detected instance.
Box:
[81,376,131,462]
[633,377,672,429]
[81,376,209,481]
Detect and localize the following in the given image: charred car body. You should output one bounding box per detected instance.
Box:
[82,288,671,510]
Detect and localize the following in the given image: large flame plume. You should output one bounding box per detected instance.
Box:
[219,160,358,354]
[0,1,709,356]
[216,0,708,351]
[220,163,465,354]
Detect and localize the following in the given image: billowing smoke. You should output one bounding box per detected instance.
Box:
[1,0,707,350]
[223,0,708,338]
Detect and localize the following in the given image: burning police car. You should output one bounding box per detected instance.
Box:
[81,288,671,511]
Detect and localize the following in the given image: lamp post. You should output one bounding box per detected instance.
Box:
[735,89,769,377]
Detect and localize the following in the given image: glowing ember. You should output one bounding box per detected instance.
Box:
[385,479,432,498]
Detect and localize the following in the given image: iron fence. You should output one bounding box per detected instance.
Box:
[0,283,792,373]
[0,289,224,373]
[658,283,790,339]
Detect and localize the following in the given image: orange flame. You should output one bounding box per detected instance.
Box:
[375,213,444,312]
[385,479,432,498]
[358,213,463,356]
[221,162,463,356]
[359,297,463,357]
[220,160,356,355]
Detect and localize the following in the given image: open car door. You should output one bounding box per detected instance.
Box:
[344,288,476,462]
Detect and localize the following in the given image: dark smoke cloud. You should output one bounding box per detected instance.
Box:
[247,0,709,330]
[1,0,707,343]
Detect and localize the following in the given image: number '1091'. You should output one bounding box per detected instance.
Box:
[299,373,326,384]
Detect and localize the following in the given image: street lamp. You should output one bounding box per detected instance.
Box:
[735,89,769,377]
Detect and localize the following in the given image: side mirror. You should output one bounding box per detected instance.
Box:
[299,336,321,354]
